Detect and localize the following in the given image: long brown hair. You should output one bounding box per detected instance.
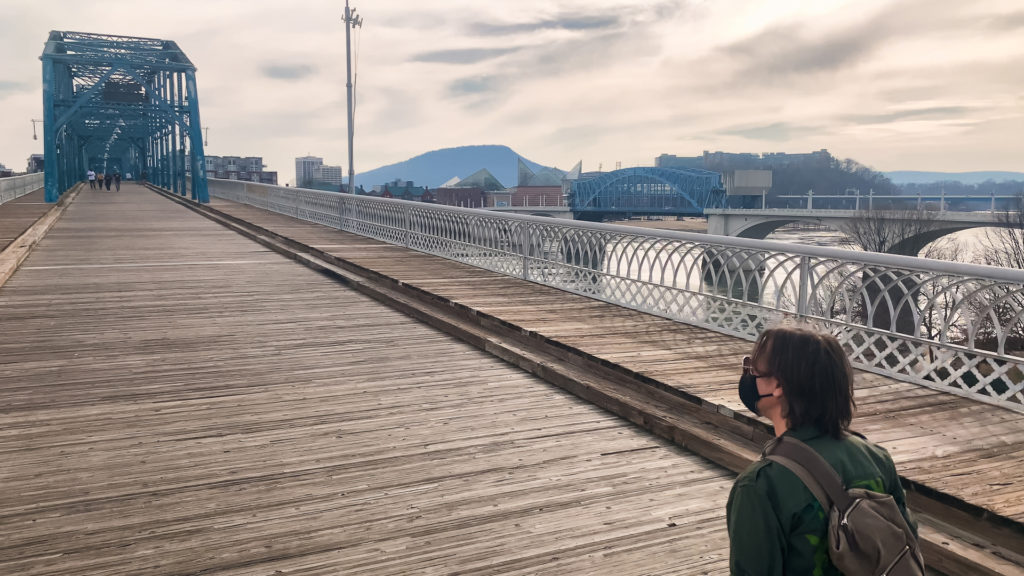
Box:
[751,327,855,438]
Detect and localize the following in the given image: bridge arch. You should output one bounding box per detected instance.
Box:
[730,217,850,242]
[570,167,724,217]
[714,212,1000,256]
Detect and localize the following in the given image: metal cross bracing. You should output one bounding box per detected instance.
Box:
[569,167,726,219]
[39,31,208,203]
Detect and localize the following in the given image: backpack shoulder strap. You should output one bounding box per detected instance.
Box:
[765,453,832,512]
[766,436,855,511]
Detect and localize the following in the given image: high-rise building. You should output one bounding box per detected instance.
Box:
[295,156,323,188]
[313,165,343,186]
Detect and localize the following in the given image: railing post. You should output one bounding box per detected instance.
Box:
[403,204,411,247]
[796,255,811,316]
[520,222,530,280]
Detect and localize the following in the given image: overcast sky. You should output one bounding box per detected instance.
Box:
[1,0,1021,183]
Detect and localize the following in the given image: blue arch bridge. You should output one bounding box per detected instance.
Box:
[568,166,726,221]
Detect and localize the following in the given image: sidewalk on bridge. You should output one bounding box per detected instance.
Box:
[0,185,82,288]
[0,187,51,251]
[195,193,1024,554]
[2,184,745,575]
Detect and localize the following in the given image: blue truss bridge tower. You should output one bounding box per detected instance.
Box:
[40,31,208,203]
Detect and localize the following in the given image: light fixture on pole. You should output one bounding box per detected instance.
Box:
[31,119,42,140]
[343,0,363,193]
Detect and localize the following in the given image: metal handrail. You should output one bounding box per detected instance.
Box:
[0,173,45,206]
[208,179,1024,413]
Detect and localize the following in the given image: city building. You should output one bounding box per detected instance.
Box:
[26,154,44,174]
[295,155,344,190]
[204,156,278,184]
[370,179,430,201]
[312,165,343,186]
[295,155,323,188]
[434,186,486,208]
[499,159,565,207]
[432,169,503,208]
[656,149,832,172]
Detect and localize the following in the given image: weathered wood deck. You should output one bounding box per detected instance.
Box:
[1,186,736,575]
[0,188,50,251]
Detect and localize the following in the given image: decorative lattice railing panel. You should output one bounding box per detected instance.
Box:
[208,180,1024,413]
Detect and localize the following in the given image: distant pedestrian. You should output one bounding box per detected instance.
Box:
[113,172,121,191]
[104,172,112,191]
[86,169,96,189]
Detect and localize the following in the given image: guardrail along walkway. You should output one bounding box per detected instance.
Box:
[1,185,738,575]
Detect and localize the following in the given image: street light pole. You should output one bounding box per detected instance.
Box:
[344,0,362,193]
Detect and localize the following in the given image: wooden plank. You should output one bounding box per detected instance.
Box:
[0,185,740,575]
[0,187,77,287]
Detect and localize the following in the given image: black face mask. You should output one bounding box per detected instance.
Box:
[738,373,774,415]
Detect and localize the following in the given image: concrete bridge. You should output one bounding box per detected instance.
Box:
[706,207,1016,255]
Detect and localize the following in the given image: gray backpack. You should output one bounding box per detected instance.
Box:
[765,436,925,576]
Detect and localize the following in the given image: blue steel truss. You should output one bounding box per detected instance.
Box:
[570,167,725,216]
[40,31,208,202]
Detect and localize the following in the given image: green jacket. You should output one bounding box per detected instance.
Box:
[726,426,917,576]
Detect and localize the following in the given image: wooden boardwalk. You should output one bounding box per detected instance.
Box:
[1,186,736,575]
[0,188,50,251]
[200,195,1024,534]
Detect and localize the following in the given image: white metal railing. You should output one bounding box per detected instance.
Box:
[208,179,1024,413]
[0,173,44,205]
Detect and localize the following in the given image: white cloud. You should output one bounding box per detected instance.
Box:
[0,0,1021,181]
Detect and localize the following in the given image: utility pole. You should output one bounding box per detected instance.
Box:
[344,0,363,193]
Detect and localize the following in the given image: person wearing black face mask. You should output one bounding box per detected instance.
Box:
[738,355,776,417]
[726,327,917,575]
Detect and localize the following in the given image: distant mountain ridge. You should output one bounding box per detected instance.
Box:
[885,171,1024,185]
[356,145,554,189]
[356,147,1022,189]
